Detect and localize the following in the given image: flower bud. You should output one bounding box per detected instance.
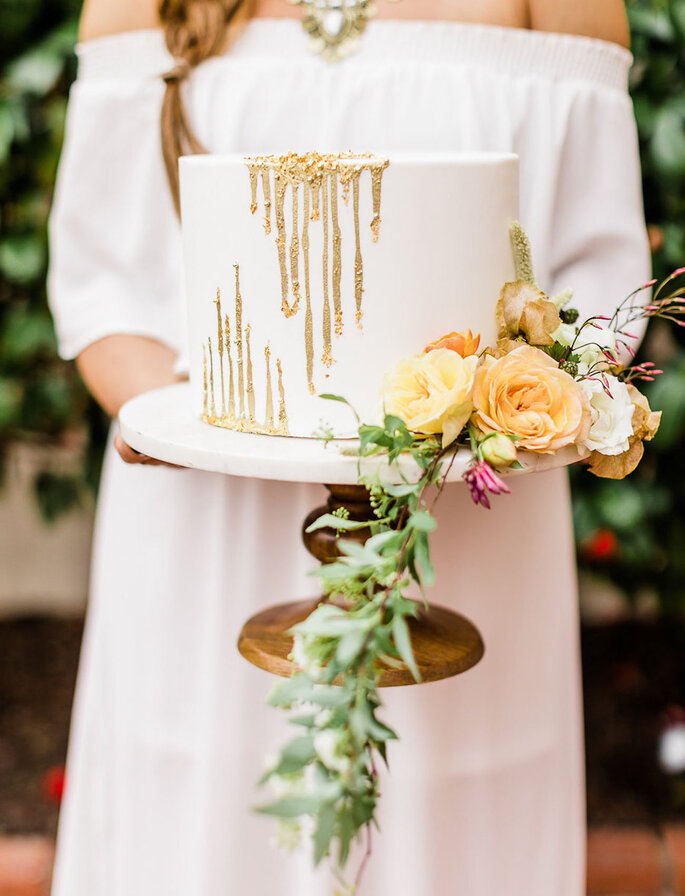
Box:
[479,433,518,468]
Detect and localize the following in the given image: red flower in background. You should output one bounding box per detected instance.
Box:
[42,765,66,804]
[582,527,619,562]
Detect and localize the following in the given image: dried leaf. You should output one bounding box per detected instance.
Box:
[496,281,561,347]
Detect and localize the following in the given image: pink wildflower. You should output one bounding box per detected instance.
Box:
[463,460,511,509]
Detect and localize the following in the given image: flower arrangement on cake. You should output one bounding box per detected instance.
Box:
[256,225,684,894]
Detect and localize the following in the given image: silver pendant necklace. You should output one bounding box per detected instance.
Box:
[287,0,402,62]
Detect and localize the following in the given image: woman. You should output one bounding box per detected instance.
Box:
[48,1,649,894]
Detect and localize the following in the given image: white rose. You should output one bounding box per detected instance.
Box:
[551,322,577,347]
[574,326,618,369]
[313,729,350,774]
[581,376,635,456]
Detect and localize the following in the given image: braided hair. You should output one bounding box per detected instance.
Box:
[159,0,256,213]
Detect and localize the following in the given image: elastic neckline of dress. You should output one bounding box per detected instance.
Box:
[76,19,632,58]
[75,20,633,92]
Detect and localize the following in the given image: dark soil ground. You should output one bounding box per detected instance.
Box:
[0,616,683,837]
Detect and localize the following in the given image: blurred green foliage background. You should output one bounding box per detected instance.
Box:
[0,0,683,607]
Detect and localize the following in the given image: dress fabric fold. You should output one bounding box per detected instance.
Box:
[48,20,650,896]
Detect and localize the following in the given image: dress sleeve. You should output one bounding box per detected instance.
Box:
[47,36,184,361]
[543,75,651,336]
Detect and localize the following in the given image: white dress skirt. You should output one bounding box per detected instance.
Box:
[47,20,650,896]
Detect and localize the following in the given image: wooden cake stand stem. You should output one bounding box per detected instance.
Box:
[237,484,485,687]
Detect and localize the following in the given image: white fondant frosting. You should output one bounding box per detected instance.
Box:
[180,152,519,437]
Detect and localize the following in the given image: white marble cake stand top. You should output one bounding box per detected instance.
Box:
[119,383,584,485]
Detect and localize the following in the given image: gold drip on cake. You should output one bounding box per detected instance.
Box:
[330,170,343,336]
[208,336,216,418]
[249,168,258,215]
[264,345,275,430]
[371,166,384,242]
[302,181,315,394]
[290,182,301,310]
[224,313,235,417]
[311,178,321,221]
[203,266,289,436]
[275,173,299,318]
[245,323,256,424]
[245,152,389,379]
[321,174,332,366]
[353,172,363,328]
[214,288,226,417]
[261,168,272,234]
[277,359,289,434]
[234,264,246,421]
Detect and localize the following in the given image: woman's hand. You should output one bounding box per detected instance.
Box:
[77,334,186,468]
[114,433,169,466]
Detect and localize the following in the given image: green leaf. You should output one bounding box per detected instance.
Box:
[381,481,420,498]
[408,510,438,533]
[337,808,359,867]
[267,673,318,708]
[628,6,675,41]
[337,539,384,568]
[334,630,368,668]
[0,378,23,429]
[651,104,685,175]
[256,795,322,819]
[313,801,337,865]
[595,480,645,531]
[0,236,46,283]
[5,24,76,95]
[414,531,435,586]
[305,513,372,534]
[542,340,581,365]
[366,529,402,554]
[0,103,16,163]
[319,393,360,423]
[272,737,317,776]
[0,308,56,362]
[289,713,318,729]
[671,0,685,38]
[33,472,81,523]
[645,355,685,451]
[392,614,421,682]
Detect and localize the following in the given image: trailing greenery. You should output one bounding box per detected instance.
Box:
[258,409,449,890]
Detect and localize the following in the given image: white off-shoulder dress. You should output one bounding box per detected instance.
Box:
[48,20,649,896]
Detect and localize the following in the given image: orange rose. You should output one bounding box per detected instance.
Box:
[424,329,480,357]
[472,345,591,452]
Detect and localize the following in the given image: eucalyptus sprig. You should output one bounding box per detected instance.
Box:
[256,408,451,893]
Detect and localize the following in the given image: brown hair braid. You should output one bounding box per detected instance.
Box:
[159,0,256,214]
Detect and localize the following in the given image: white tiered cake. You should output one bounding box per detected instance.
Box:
[180,152,518,438]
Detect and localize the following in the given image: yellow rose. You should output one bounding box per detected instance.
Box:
[472,345,591,452]
[381,348,478,447]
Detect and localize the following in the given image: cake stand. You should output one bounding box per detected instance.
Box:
[120,382,582,687]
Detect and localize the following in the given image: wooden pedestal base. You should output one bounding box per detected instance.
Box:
[237,484,485,687]
[238,597,484,687]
